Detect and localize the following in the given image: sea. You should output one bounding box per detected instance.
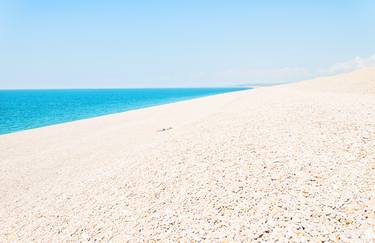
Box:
[0,88,248,135]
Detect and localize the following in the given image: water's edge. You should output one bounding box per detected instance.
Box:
[0,88,250,135]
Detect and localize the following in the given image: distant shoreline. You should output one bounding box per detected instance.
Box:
[0,87,250,135]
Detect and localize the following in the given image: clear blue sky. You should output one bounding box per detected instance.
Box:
[0,0,374,88]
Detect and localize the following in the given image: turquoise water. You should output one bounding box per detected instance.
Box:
[0,88,248,135]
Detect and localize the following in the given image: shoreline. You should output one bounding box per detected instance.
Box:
[0,87,250,136]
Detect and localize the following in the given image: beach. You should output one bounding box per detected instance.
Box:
[1,68,374,241]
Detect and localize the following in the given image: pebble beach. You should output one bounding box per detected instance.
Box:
[1,67,375,242]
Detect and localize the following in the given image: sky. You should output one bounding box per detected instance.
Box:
[0,0,374,89]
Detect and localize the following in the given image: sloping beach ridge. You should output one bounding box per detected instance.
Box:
[1,67,374,241]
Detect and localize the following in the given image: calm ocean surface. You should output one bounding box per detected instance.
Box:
[0,88,248,135]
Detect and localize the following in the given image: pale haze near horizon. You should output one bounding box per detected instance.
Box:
[0,0,374,89]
